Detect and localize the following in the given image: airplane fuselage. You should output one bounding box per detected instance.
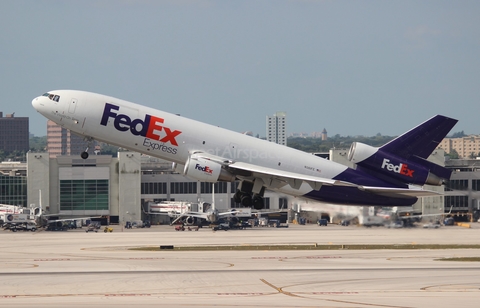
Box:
[32,90,441,207]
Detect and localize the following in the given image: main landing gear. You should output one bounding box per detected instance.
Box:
[233,181,265,210]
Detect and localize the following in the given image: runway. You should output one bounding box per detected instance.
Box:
[1,224,479,307]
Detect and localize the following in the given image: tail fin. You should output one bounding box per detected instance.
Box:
[380,115,458,160]
[348,115,457,186]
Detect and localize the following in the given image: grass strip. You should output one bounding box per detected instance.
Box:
[130,244,480,251]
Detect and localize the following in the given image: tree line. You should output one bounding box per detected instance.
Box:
[0,131,473,162]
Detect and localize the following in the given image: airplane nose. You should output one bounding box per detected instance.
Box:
[32,96,42,111]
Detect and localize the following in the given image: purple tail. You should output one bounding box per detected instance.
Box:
[348,115,458,187]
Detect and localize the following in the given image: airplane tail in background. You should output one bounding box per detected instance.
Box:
[348,115,458,187]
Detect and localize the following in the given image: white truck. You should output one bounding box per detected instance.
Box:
[0,207,39,231]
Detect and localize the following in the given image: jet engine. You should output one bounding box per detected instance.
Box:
[183,155,236,182]
[184,216,195,225]
[348,142,451,186]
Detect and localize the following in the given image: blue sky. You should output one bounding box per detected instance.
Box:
[1,0,479,137]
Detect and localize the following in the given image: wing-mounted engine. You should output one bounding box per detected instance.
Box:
[348,142,451,186]
[184,216,195,225]
[182,154,236,182]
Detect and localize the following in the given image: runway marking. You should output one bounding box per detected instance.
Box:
[259,279,410,308]
[324,298,413,308]
[34,258,71,261]
[260,279,301,298]
[265,280,415,308]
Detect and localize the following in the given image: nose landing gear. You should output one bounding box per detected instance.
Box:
[81,136,94,159]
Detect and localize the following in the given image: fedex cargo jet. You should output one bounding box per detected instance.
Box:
[32,90,457,209]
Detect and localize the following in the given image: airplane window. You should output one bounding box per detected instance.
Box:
[42,92,60,102]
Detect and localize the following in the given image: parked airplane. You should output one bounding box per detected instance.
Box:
[168,185,252,225]
[32,90,458,209]
[143,199,249,224]
[170,205,251,225]
[147,201,192,217]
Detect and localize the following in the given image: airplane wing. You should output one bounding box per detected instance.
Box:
[170,209,253,225]
[406,206,453,218]
[252,210,288,215]
[194,152,441,198]
[217,208,253,217]
[141,204,184,217]
[228,161,441,198]
[169,212,208,225]
[176,212,208,219]
[44,216,102,223]
[227,161,357,190]
[359,186,441,197]
[191,151,348,191]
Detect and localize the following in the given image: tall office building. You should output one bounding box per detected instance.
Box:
[0,112,29,153]
[47,120,86,158]
[266,112,287,146]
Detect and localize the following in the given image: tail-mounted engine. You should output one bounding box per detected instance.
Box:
[348,142,451,186]
[182,154,236,182]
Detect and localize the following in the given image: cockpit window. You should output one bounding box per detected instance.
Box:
[42,92,60,102]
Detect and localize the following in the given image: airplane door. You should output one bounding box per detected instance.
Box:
[68,98,78,114]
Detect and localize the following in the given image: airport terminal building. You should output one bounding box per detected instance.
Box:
[24,152,289,225]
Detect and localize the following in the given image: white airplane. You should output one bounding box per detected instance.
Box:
[145,200,251,224]
[145,201,192,217]
[169,202,252,225]
[169,185,253,225]
[32,90,458,209]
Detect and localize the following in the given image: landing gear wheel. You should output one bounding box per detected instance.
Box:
[234,190,242,203]
[81,151,89,159]
[253,196,264,210]
[241,194,252,207]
